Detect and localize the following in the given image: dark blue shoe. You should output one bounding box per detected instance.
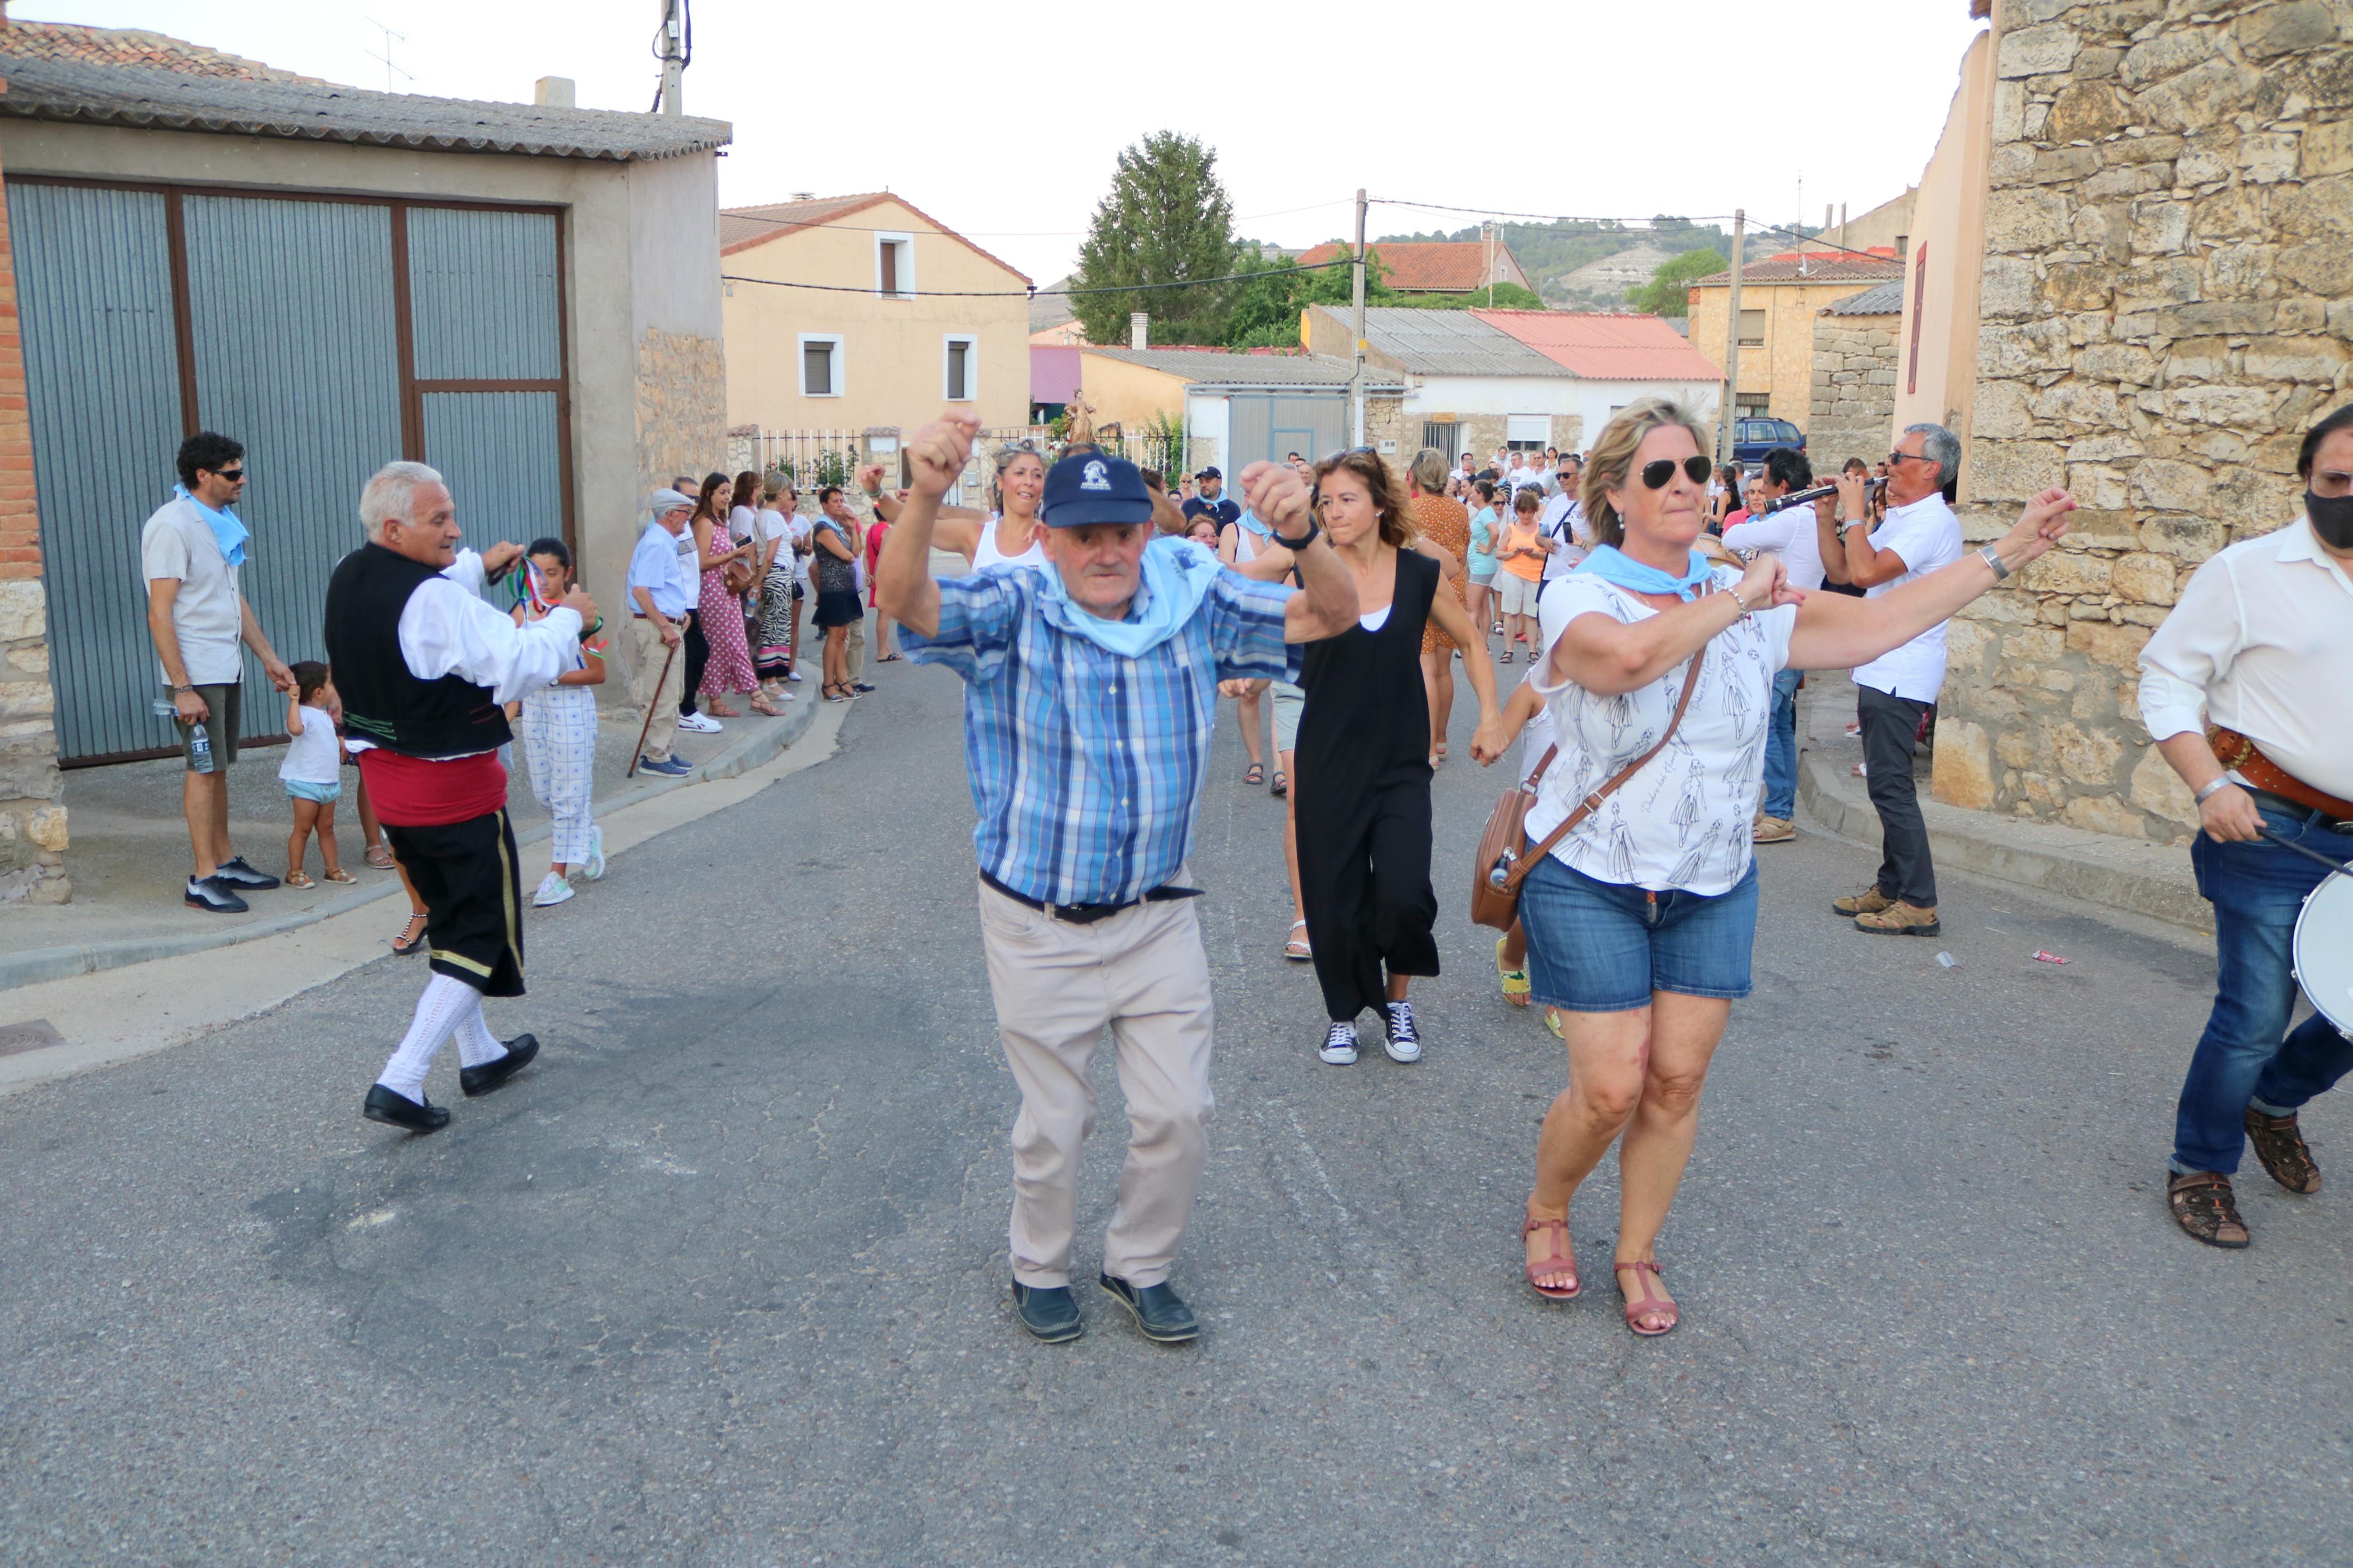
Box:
[1097,1272,1199,1345]
[638,755,691,777]
[1012,1279,1083,1343]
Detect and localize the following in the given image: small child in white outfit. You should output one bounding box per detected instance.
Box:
[512,538,608,908]
[280,661,354,888]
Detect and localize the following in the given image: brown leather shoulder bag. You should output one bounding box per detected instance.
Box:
[1468,646,1705,931]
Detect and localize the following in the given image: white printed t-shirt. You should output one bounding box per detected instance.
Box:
[1524,566,1798,895]
[1850,493,1964,702]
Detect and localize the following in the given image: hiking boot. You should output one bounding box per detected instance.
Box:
[1852,900,1940,936]
[2244,1107,2322,1194]
[1831,886,1896,918]
[2167,1170,2250,1248]
[1752,814,1796,844]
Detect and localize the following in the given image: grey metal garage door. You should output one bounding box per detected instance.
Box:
[9,179,570,763]
[1226,392,1347,474]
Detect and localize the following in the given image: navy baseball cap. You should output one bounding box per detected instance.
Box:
[1040,452,1155,528]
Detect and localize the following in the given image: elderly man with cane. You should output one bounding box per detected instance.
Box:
[627,489,695,778]
[326,462,595,1132]
[879,411,1357,1346]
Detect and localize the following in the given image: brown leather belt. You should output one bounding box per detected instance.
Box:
[2209,726,2353,820]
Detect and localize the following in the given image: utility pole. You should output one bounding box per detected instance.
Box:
[657,0,685,116]
[1719,208,1746,472]
[1350,187,1368,447]
[1484,221,1495,310]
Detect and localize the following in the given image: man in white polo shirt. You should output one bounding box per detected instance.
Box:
[1820,423,1965,935]
[141,431,296,914]
[626,489,695,777]
[1723,445,1830,844]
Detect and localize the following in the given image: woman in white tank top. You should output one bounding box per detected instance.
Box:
[933,445,1049,571]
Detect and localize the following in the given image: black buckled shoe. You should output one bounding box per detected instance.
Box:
[363,1083,450,1133]
[1011,1279,1083,1343]
[459,1034,540,1098]
[1097,1272,1199,1345]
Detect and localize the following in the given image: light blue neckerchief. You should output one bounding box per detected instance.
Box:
[1234,506,1273,539]
[1034,535,1220,657]
[175,483,249,568]
[1574,543,1714,602]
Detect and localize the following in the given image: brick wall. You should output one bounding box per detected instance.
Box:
[1808,310,1900,471]
[1934,0,2353,845]
[0,145,67,902]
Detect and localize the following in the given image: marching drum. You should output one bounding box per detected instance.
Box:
[2291,867,2353,1038]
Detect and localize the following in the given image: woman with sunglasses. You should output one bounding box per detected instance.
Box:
[1510,397,2075,1335]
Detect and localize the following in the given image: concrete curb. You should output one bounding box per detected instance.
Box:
[0,696,818,994]
[1797,745,2212,936]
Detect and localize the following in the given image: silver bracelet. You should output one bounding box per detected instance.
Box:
[1978,543,2011,581]
[1727,585,1755,618]
[2194,776,2234,804]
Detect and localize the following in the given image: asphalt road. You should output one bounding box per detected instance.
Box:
[4,655,2348,1567]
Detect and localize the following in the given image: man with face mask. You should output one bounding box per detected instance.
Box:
[2139,403,2353,1250]
[879,412,1358,1346]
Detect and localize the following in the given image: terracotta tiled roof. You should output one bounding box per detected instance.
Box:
[720,192,1029,284]
[0,20,314,80]
[1687,254,1904,288]
[1294,240,1510,293]
[1471,311,1724,381]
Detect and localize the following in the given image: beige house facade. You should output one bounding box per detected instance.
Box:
[1689,258,1907,429]
[1894,24,1997,453]
[722,194,1030,436]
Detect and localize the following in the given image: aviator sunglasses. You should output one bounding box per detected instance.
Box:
[1639,454,1714,489]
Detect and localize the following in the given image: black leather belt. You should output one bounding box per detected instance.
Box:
[2247,787,2353,835]
[980,870,1203,925]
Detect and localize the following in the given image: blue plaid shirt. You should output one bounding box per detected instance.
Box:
[902,554,1300,906]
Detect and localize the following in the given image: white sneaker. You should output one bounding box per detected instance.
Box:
[786,670,804,683]
[531,872,574,908]
[582,824,606,881]
[677,712,723,734]
[1319,1021,1360,1066]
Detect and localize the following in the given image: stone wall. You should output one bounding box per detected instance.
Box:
[1808,311,1900,470]
[634,328,728,511]
[0,151,65,904]
[1935,0,2353,845]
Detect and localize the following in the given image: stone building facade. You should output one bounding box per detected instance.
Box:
[636,328,729,506]
[1808,281,1903,470]
[0,147,66,904]
[1930,0,2352,845]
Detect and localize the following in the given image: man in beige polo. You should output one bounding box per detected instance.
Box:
[879,412,1356,1345]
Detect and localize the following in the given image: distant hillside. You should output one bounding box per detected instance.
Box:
[1373,219,1752,309]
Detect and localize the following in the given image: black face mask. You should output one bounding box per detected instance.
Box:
[2308,490,2353,550]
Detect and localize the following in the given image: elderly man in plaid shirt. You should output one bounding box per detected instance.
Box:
[880,413,1357,1346]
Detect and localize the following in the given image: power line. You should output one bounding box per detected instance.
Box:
[1367,197,1895,263]
[721,258,1354,301]
[718,197,1354,243]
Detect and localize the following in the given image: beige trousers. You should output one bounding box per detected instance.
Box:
[977,879,1216,1289]
[844,609,867,683]
[627,616,683,763]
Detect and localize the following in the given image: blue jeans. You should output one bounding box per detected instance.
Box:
[1519,853,1760,1014]
[1760,667,1801,820]
[2171,806,2353,1176]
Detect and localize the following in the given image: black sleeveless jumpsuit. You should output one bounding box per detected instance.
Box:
[1294,547,1443,1022]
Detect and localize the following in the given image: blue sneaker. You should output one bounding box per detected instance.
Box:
[638,755,691,777]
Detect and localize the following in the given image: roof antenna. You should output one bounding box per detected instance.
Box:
[361,17,413,93]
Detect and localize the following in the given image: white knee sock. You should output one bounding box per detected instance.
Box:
[453,999,505,1068]
[375,973,484,1101]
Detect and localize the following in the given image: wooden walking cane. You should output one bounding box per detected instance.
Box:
[625,638,680,778]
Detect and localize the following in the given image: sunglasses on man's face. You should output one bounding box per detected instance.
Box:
[213,469,246,483]
[1639,455,1715,490]
[1887,449,1932,467]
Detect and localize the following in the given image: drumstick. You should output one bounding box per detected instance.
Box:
[2258,828,2352,876]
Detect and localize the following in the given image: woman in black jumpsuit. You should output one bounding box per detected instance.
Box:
[1294,448,1506,1067]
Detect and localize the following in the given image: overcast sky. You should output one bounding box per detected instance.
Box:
[20,1,1989,282]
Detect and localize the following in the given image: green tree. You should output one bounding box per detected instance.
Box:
[1072,132,1238,346]
[1387,280,1548,312]
[1222,241,1388,348]
[1626,248,1728,317]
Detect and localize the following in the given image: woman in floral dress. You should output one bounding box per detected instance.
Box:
[691,471,772,717]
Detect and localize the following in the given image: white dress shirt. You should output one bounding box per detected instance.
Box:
[1721,492,1828,593]
[1850,493,1964,702]
[1538,493,1591,578]
[2136,513,2353,800]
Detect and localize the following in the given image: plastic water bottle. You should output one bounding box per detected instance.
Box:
[188,722,214,774]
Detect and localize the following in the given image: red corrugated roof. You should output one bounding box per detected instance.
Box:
[1296,240,1509,293]
[1471,311,1724,381]
[0,20,314,80]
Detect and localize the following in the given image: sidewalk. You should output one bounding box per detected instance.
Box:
[1794,670,2211,936]
[0,685,820,992]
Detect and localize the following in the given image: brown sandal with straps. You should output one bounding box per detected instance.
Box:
[2243,1108,2322,1194]
[2167,1169,2251,1247]
[1614,1260,1678,1336]
[1521,1214,1579,1300]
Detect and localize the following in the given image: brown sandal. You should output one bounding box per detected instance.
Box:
[2167,1170,2251,1247]
[363,844,396,870]
[1614,1260,1677,1336]
[391,913,429,957]
[1521,1214,1580,1300]
[2243,1108,2322,1194]
[321,867,358,885]
[283,870,315,890]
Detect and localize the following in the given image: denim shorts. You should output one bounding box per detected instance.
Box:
[284,778,342,804]
[1519,852,1760,1013]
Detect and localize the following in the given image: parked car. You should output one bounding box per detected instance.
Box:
[1731,417,1805,464]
